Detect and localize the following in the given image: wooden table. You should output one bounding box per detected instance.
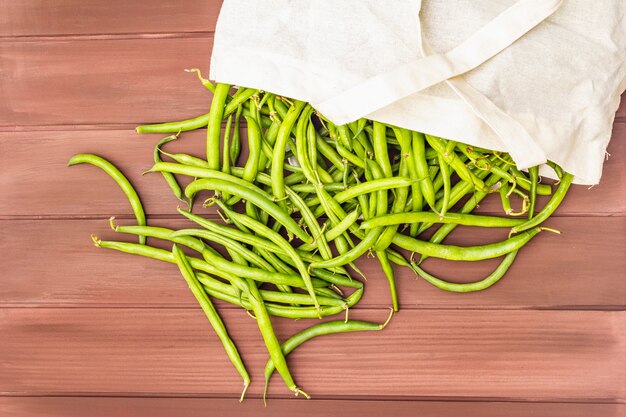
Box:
[1,2,625,416]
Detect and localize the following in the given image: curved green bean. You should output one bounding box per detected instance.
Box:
[68,154,146,244]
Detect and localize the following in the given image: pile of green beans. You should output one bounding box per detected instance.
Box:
[69,79,573,401]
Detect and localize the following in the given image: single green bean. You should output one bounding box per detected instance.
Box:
[271,101,306,208]
[392,227,543,261]
[207,83,231,168]
[68,154,146,244]
[154,135,186,204]
[362,212,524,229]
[263,314,389,403]
[411,251,518,292]
[171,244,250,401]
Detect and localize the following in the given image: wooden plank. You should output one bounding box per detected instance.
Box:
[0,1,221,37]
[1,397,623,417]
[0,37,213,127]
[0,129,214,218]
[1,307,624,400]
[1,216,624,309]
[1,125,624,218]
[2,36,619,129]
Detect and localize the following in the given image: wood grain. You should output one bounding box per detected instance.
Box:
[1,37,623,129]
[1,217,624,309]
[1,397,623,417]
[0,1,221,37]
[2,1,624,414]
[1,124,624,218]
[0,37,213,127]
[1,307,624,400]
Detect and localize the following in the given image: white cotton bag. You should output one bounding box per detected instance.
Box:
[210,0,626,184]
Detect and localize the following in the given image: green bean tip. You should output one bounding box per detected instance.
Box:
[91,235,101,247]
[239,382,249,403]
[382,308,394,329]
[293,387,310,399]
[108,216,119,231]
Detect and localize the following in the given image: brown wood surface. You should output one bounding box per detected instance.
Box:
[0,0,220,37]
[1,125,625,218]
[2,217,624,309]
[1,1,625,416]
[2,397,624,417]
[2,308,625,400]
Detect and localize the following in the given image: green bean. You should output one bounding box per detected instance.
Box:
[375,150,410,252]
[528,166,539,219]
[412,131,437,209]
[392,227,543,261]
[314,287,344,300]
[95,238,212,275]
[240,272,308,397]
[376,250,398,311]
[484,164,552,196]
[271,101,307,207]
[240,115,263,213]
[547,160,564,179]
[393,127,423,236]
[205,284,363,321]
[331,177,415,204]
[263,313,391,403]
[437,153,451,218]
[315,132,345,170]
[230,106,243,165]
[227,88,259,117]
[171,244,250,401]
[169,228,276,272]
[154,134,186,204]
[177,208,340,274]
[335,142,366,168]
[365,158,400,310]
[285,185,333,261]
[362,212,524,229]
[203,246,325,289]
[113,224,319,289]
[418,172,504,264]
[289,183,346,193]
[184,178,312,243]
[136,113,210,134]
[215,200,321,314]
[310,227,384,269]
[511,172,573,234]
[68,154,146,244]
[336,124,354,151]
[273,97,290,119]
[499,182,528,216]
[298,208,361,251]
[425,134,487,192]
[197,272,341,308]
[372,122,393,177]
[412,251,518,292]
[178,208,275,249]
[149,161,273,198]
[417,160,498,235]
[207,83,231,168]
[134,89,261,134]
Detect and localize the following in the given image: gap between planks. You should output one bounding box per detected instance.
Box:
[0,392,623,404]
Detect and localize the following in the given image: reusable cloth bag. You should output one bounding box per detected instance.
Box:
[211,0,626,184]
